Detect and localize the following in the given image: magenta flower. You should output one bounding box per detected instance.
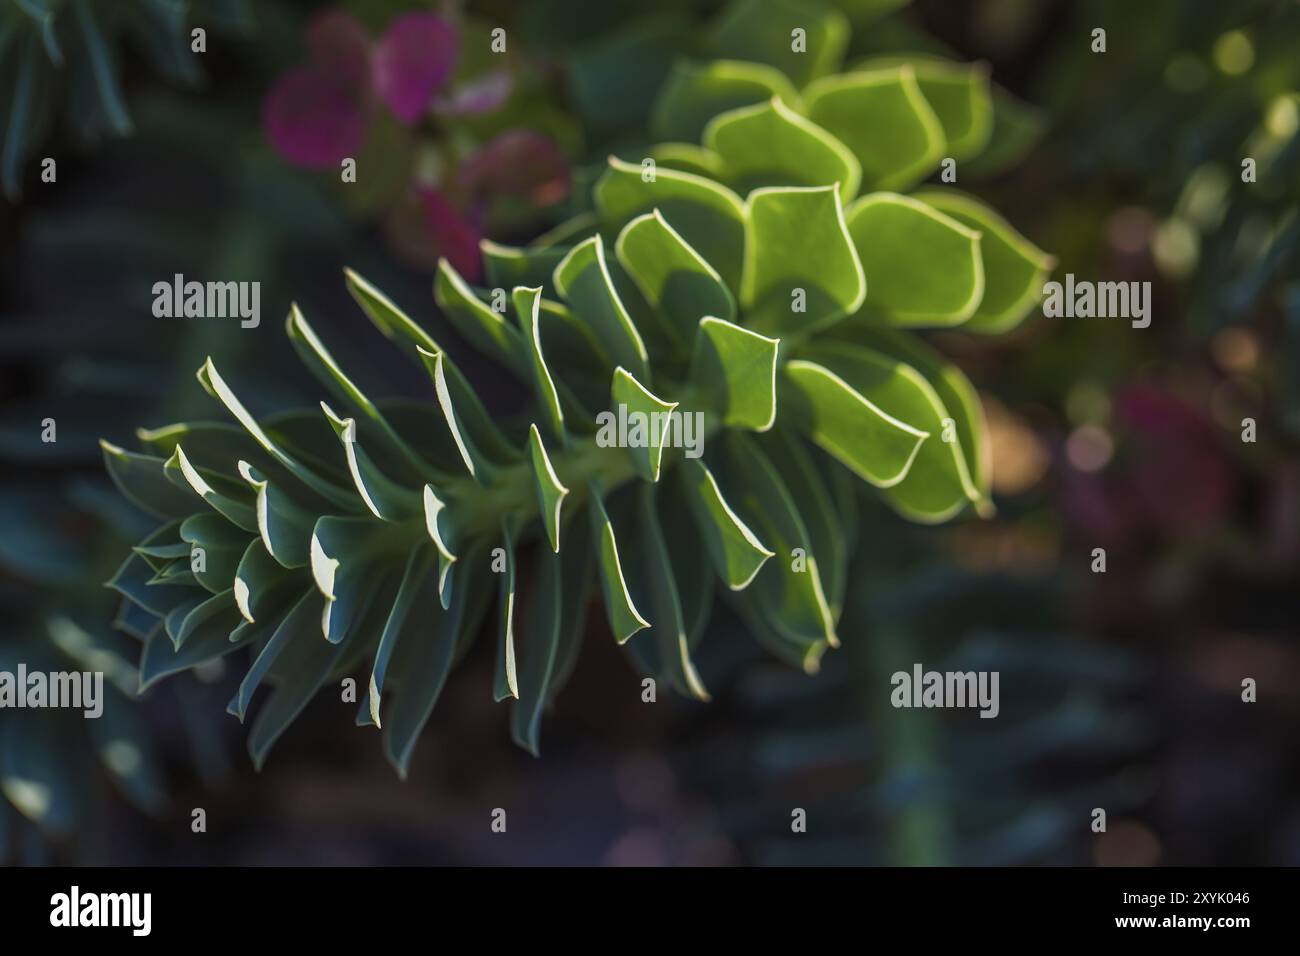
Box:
[264,10,459,168]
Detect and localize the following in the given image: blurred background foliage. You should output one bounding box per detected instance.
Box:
[0,0,1297,864]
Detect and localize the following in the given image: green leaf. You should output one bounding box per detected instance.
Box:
[232,538,297,625]
[851,325,990,504]
[493,520,520,702]
[676,457,772,590]
[615,209,736,352]
[162,444,258,531]
[108,551,203,618]
[860,57,993,161]
[422,484,458,609]
[624,483,710,700]
[172,589,241,650]
[804,65,945,191]
[690,316,779,430]
[799,343,976,521]
[647,143,725,179]
[651,59,801,144]
[309,516,399,643]
[140,614,250,692]
[844,192,984,327]
[481,240,567,297]
[709,0,849,87]
[232,587,315,721]
[179,513,251,593]
[383,543,492,778]
[417,347,495,482]
[2,35,37,201]
[756,429,848,614]
[321,402,422,520]
[237,460,316,569]
[587,490,649,643]
[715,433,837,647]
[553,236,650,382]
[286,304,434,480]
[594,155,746,293]
[196,358,357,511]
[509,545,562,756]
[608,366,678,482]
[248,601,355,771]
[345,269,517,464]
[911,187,1055,333]
[528,425,569,553]
[513,286,565,440]
[704,97,861,201]
[366,545,435,728]
[434,259,530,377]
[741,185,865,333]
[100,440,201,520]
[780,357,928,487]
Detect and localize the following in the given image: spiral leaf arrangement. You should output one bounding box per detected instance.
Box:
[102,54,1052,775]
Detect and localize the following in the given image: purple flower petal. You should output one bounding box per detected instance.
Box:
[460,130,570,206]
[263,65,368,169]
[420,188,484,282]
[432,71,513,118]
[374,13,458,125]
[306,10,373,96]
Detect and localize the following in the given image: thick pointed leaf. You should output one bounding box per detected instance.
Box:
[911,187,1055,334]
[845,192,984,327]
[714,432,837,647]
[859,57,993,161]
[286,304,433,480]
[237,461,316,568]
[594,155,746,293]
[100,440,200,520]
[509,545,562,755]
[321,402,422,520]
[780,358,928,487]
[651,58,800,143]
[422,484,458,608]
[196,359,357,510]
[345,272,518,466]
[309,516,403,643]
[799,343,976,521]
[709,0,849,87]
[587,490,649,643]
[107,551,203,617]
[704,97,860,201]
[366,544,435,728]
[677,457,772,590]
[383,544,492,777]
[434,258,530,376]
[615,209,735,350]
[172,588,241,650]
[162,444,258,531]
[481,240,566,297]
[741,185,865,333]
[528,425,569,553]
[804,65,944,191]
[231,587,315,722]
[623,483,709,700]
[417,347,495,481]
[852,325,991,503]
[690,316,778,430]
[608,366,678,482]
[179,513,252,593]
[554,236,650,381]
[232,538,299,624]
[513,287,565,440]
[494,520,520,702]
[757,429,848,614]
